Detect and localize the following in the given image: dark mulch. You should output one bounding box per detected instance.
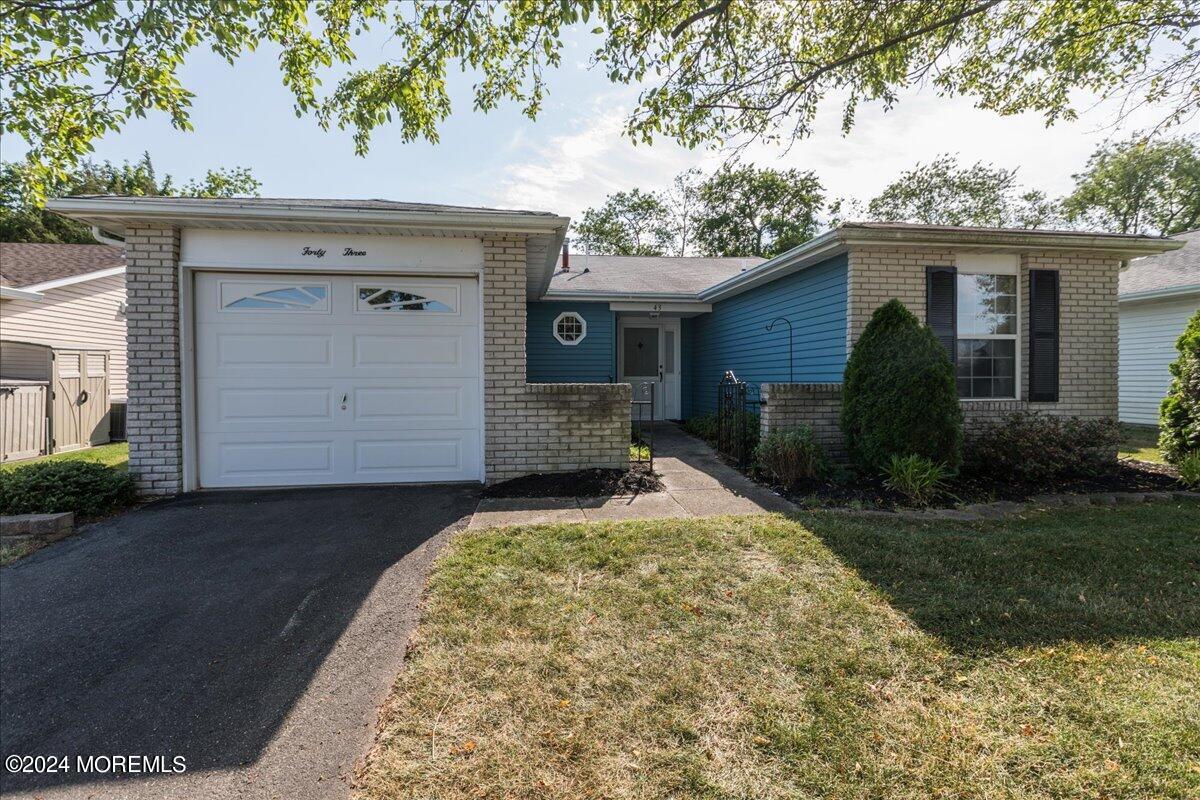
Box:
[763,459,1183,511]
[482,463,664,499]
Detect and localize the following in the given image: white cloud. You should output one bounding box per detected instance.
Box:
[485,82,1194,222]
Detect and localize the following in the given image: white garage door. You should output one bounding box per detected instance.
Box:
[194,272,481,487]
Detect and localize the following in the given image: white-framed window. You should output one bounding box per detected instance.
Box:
[553,311,587,345]
[355,284,457,314]
[955,268,1019,400]
[220,281,330,313]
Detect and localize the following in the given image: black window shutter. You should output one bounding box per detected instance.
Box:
[926,266,957,364]
[1028,269,1060,402]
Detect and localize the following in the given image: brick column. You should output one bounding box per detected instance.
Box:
[124,225,183,495]
[482,236,529,481]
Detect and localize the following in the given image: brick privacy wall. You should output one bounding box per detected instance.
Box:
[847,245,1123,426]
[760,383,846,461]
[481,236,630,482]
[124,225,183,495]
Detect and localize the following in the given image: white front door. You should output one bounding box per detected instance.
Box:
[194,272,482,487]
[619,320,680,420]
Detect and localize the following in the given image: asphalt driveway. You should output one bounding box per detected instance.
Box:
[0,483,478,799]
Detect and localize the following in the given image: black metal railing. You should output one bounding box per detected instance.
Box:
[630,383,655,470]
[716,371,761,471]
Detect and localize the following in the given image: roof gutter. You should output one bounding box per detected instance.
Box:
[45,197,570,235]
[542,290,703,303]
[21,265,126,293]
[1118,283,1200,303]
[700,229,844,302]
[838,225,1184,257]
[0,286,45,301]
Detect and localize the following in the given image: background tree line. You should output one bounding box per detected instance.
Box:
[0,153,261,244]
[574,135,1200,258]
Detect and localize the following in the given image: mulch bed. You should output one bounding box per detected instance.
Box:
[758,458,1183,511]
[482,463,663,499]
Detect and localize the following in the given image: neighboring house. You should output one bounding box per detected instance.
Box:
[46,197,1180,494]
[1118,230,1199,426]
[0,243,128,401]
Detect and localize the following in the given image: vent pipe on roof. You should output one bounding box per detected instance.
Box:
[561,239,570,272]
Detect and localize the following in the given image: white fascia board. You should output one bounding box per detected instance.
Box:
[21,265,126,293]
[1118,283,1200,303]
[608,301,713,313]
[0,286,45,301]
[700,230,845,302]
[45,197,570,235]
[839,226,1185,257]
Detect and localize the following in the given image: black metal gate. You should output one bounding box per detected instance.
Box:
[717,371,760,470]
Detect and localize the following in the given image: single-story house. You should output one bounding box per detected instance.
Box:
[46,197,1181,494]
[0,243,127,458]
[1118,229,1199,425]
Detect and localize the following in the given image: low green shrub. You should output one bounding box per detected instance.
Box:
[753,427,828,489]
[1159,308,1200,464]
[1178,451,1200,488]
[841,299,963,474]
[0,460,135,517]
[881,454,950,507]
[682,413,718,444]
[963,412,1120,484]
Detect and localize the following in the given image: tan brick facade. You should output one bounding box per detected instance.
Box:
[847,245,1122,424]
[759,383,846,461]
[482,236,630,482]
[124,225,183,495]
[121,229,628,495]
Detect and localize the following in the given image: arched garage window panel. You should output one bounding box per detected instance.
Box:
[553,312,587,345]
[220,281,330,312]
[355,284,457,313]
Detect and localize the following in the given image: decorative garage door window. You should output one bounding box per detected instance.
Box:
[553,312,587,345]
[356,284,457,313]
[220,281,330,312]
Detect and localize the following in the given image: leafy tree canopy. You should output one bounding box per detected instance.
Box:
[695,164,824,257]
[865,155,1060,229]
[0,153,261,243]
[573,189,674,256]
[1062,137,1200,235]
[574,164,825,257]
[4,1,1198,199]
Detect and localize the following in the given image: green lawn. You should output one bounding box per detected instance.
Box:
[1119,423,1165,464]
[359,504,1200,799]
[0,441,128,472]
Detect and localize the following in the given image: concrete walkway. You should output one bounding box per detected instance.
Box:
[470,423,795,528]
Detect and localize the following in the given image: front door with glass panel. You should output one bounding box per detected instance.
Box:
[618,320,680,420]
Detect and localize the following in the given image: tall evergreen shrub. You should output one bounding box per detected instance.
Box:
[1160,308,1200,464]
[841,299,963,473]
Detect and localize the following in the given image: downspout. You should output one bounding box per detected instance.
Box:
[91,226,126,247]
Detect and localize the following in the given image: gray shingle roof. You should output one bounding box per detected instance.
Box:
[1120,230,1200,297]
[0,243,124,289]
[547,254,765,296]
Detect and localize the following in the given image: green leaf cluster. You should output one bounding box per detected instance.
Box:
[1159,308,1200,464]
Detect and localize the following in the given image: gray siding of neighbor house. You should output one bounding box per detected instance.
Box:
[1119,293,1198,425]
[0,273,127,399]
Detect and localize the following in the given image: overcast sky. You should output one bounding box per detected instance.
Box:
[9,32,1194,222]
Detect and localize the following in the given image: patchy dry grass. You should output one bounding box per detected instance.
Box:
[0,539,42,567]
[358,503,1200,799]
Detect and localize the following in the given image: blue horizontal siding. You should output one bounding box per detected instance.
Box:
[527,301,615,383]
[688,254,849,416]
